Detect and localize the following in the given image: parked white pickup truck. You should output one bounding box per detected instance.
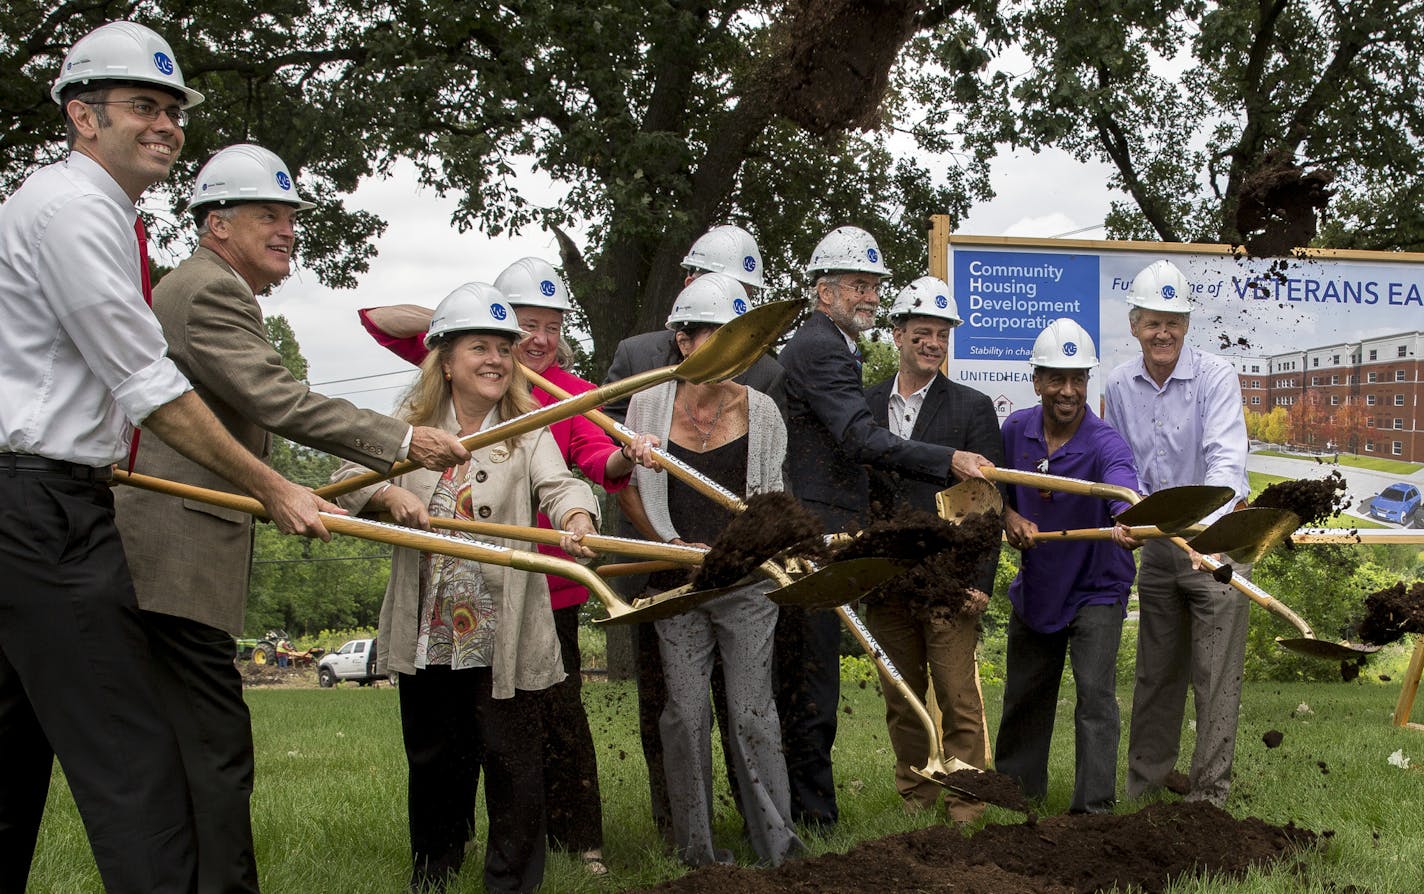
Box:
[316,638,390,687]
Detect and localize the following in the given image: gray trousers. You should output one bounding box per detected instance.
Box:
[996,603,1123,813]
[656,584,802,867]
[1126,540,1251,807]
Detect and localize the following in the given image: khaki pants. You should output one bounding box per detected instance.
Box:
[863,601,990,821]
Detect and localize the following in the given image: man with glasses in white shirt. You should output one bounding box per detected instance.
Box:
[0,22,338,892]
[776,227,992,829]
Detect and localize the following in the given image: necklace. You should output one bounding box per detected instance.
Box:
[681,389,728,450]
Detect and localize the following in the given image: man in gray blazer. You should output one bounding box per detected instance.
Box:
[113,144,467,893]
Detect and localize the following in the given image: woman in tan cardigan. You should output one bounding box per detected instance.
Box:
[330,283,601,894]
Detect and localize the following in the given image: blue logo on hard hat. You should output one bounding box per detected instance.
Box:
[1161,285,1176,300]
[490,303,508,321]
[1063,341,1078,357]
[539,280,556,297]
[743,256,756,273]
[153,52,174,75]
[275,171,292,191]
[935,295,948,309]
[866,248,879,263]
[732,298,748,315]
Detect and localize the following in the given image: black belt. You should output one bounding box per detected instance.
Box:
[0,453,113,482]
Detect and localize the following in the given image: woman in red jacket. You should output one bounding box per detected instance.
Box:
[361,258,656,876]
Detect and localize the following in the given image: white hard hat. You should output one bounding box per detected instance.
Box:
[665,272,750,330]
[1125,259,1192,314]
[1030,318,1099,369]
[889,276,961,325]
[806,226,891,278]
[493,257,573,311]
[425,283,525,348]
[681,225,765,290]
[51,21,204,108]
[190,144,315,212]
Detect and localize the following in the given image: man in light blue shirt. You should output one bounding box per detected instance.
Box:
[1103,259,1251,808]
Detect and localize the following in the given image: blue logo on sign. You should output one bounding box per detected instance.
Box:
[935,295,948,309]
[867,247,879,263]
[742,256,756,273]
[275,171,292,191]
[539,280,556,297]
[490,303,508,320]
[153,52,174,75]
[1161,284,1176,300]
[732,297,748,315]
[1063,341,1078,356]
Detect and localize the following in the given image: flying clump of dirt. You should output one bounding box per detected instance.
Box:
[628,801,1321,894]
[1354,581,1424,647]
[938,768,1033,816]
[1253,471,1350,542]
[837,508,1002,620]
[692,492,826,590]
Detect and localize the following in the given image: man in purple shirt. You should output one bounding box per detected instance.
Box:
[1103,259,1251,808]
[996,319,1140,814]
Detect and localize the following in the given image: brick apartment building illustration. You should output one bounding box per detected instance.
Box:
[1232,331,1423,463]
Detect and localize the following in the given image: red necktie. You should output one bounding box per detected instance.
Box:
[126,216,154,472]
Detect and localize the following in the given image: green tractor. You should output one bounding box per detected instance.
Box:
[234,629,324,667]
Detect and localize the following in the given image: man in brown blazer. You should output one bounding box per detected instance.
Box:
[113,144,467,893]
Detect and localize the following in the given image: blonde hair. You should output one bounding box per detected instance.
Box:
[400,336,538,446]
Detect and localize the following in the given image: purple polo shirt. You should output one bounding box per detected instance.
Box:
[1002,406,1140,634]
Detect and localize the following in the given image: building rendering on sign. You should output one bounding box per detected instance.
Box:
[1232,331,1423,462]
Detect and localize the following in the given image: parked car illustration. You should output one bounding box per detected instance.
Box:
[1368,483,1421,526]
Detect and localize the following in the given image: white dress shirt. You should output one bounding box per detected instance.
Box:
[0,153,190,465]
[1103,344,1249,524]
[887,372,933,439]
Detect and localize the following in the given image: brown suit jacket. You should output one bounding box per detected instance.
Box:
[114,246,409,634]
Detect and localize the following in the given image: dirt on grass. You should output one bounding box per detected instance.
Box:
[630,801,1321,893]
[238,662,318,689]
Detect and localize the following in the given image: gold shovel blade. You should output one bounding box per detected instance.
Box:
[674,299,803,383]
[1114,485,1236,532]
[1276,636,1382,659]
[934,478,1003,522]
[593,580,751,625]
[768,557,916,610]
[1186,507,1300,564]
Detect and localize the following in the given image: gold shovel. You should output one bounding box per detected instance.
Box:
[111,471,746,626]
[963,469,1375,659]
[316,298,803,501]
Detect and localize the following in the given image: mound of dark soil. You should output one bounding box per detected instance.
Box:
[1355,581,1424,646]
[693,493,826,590]
[1253,471,1349,528]
[238,662,307,688]
[630,801,1320,893]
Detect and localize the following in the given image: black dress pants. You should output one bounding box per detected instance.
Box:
[142,610,261,893]
[541,604,603,852]
[399,665,546,893]
[0,475,196,893]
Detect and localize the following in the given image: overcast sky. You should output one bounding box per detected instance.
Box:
[148,148,1120,414]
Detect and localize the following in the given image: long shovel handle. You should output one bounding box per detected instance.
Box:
[112,470,638,621]
[1033,525,1164,542]
[520,364,746,512]
[598,560,686,578]
[424,516,705,564]
[1165,534,1315,638]
[980,465,1138,503]
[315,365,673,499]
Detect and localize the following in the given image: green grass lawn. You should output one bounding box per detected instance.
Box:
[1254,450,1423,476]
[26,669,1424,892]
[1247,471,1387,529]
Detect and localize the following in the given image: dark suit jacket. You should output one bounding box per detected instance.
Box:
[601,328,787,423]
[113,246,409,634]
[780,310,951,523]
[866,371,1003,594]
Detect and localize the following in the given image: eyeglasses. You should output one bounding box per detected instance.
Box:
[834,279,881,297]
[84,99,188,128]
